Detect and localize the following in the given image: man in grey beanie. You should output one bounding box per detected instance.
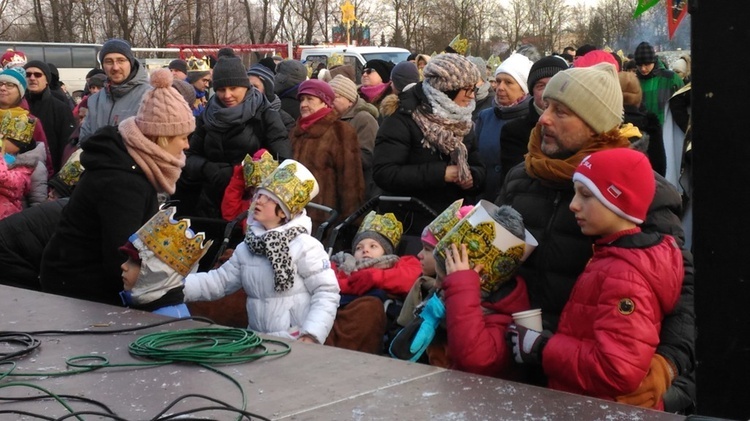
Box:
[495,62,696,414]
[274,60,308,119]
[80,38,150,143]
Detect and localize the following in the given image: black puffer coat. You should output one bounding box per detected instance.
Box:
[496,154,695,411]
[25,88,76,173]
[40,126,160,305]
[373,83,486,233]
[180,90,291,217]
[0,198,68,291]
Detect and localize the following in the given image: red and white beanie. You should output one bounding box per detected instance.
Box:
[572,148,655,224]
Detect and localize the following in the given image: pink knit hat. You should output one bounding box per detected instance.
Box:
[572,148,655,224]
[135,68,196,137]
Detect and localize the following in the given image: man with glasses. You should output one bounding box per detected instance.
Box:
[79,38,151,144]
[22,60,76,174]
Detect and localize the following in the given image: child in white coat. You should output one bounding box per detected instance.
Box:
[183,160,340,344]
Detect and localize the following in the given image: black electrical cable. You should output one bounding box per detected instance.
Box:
[0,332,41,361]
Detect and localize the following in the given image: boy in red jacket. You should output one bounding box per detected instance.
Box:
[507,148,683,409]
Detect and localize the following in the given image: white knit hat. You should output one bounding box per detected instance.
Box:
[542,62,623,134]
[494,53,534,94]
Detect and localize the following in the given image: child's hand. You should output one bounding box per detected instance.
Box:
[444,244,483,275]
[298,334,318,344]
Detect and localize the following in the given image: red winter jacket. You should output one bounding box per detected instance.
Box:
[221,164,250,228]
[543,228,683,402]
[443,270,530,378]
[334,255,422,297]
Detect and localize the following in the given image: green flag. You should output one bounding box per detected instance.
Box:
[634,0,660,18]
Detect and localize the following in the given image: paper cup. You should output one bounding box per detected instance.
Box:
[512,308,543,331]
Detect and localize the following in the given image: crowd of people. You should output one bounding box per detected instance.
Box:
[0,39,694,414]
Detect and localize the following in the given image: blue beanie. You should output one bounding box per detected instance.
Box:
[0,67,27,97]
[99,39,135,68]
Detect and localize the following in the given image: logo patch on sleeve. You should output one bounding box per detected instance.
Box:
[618,298,635,315]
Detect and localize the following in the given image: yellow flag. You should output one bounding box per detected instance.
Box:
[341,0,355,24]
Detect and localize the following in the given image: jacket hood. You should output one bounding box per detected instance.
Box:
[378,93,399,118]
[80,126,140,174]
[344,97,379,120]
[13,142,47,168]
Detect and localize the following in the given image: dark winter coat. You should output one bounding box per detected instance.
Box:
[40,126,160,306]
[25,88,76,173]
[624,104,666,176]
[278,84,301,120]
[496,148,696,411]
[474,96,532,202]
[291,110,365,232]
[180,90,291,218]
[0,198,68,291]
[498,100,540,188]
[373,84,486,233]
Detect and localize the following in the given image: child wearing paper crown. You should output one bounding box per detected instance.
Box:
[0,110,48,219]
[118,207,212,317]
[183,159,340,344]
[220,148,279,227]
[391,200,535,379]
[391,199,473,367]
[331,211,421,298]
[506,148,683,408]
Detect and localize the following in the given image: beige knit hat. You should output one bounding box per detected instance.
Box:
[422,53,480,93]
[543,62,623,134]
[135,68,196,137]
[329,74,358,103]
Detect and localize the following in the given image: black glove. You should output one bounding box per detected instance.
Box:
[506,323,551,365]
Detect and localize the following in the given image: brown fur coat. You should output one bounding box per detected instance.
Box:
[291,111,365,233]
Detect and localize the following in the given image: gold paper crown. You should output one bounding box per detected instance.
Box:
[486,55,503,72]
[243,150,279,188]
[448,35,469,55]
[357,211,403,249]
[186,56,211,72]
[56,150,85,188]
[0,111,36,144]
[258,160,319,217]
[328,53,345,68]
[427,199,463,243]
[136,207,213,277]
[436,201,528,293]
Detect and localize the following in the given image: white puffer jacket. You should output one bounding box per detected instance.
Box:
[184,212,340,343]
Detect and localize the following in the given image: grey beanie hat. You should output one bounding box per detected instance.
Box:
[390,61,420,92]
[247,63,275,101]
[99,38,135,68]
[172,79,197,107]
[211,56,251,90]
[274,60,308,94]
[352,231,395,256]
[527,55,569,91]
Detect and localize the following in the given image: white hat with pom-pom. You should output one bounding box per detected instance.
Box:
[135,68,196,137]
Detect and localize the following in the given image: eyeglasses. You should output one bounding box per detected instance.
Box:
[26,72,44,79]
[363,68,374,75]
[0,81,18,89]
[103,58,129,67]
[201,78,211,84]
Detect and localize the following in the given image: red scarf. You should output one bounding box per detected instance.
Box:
[298,107,333,132]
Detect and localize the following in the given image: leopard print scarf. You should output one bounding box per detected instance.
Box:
[245,226,308,292]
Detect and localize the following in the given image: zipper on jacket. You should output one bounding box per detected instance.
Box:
[537,191,562,280]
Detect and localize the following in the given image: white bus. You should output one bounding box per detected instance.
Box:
[0,41,101,95]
